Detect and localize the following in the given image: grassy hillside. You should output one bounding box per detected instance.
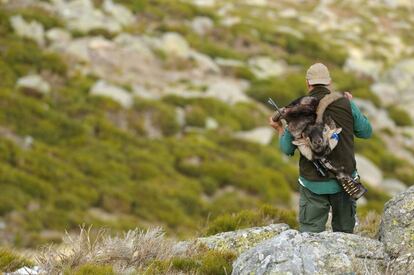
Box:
[0,0,412,249]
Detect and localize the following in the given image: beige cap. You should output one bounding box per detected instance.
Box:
[306,63,331,85]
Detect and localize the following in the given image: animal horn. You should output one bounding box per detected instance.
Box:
[316,92,343,123]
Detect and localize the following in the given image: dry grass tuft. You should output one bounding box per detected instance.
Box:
[355,211,382,239]
[36,226,175,274]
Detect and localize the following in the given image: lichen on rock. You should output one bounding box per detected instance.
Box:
[232,229,388,275]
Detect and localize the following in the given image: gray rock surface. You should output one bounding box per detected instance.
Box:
[195,224,289,255]
[205,80,249,104]
[355,154,383,187]
[379,185,414,258]
[46,28,72,44]
[191,16,213,35]
[16,75,50,95]
[381,178,407,196]
[52,0,133,33]
[90,80,133,108]
[10,15,45,46]
[232,229,388,275]
[248,57,287,79]
[235,127,274,145]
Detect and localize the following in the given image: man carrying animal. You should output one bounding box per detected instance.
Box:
[269,63,372,233]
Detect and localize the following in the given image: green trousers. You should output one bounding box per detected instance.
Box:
[299,185,356,233]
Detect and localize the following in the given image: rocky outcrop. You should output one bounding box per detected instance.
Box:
[355,154,383,187]
[234,127,274,145]
[379,185,414,258]
[229,185,414,275]
[379,185,414,274]
[90,80,133,108]
[16,75,50,96]
[232,230,388,275]
[174,224,290,256]
[52,0,134,33]
[10,15,45,46]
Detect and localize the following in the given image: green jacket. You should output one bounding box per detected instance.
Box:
[279,86,372,194]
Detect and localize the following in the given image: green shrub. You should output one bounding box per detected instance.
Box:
[247,73,306,106]
[186,33,247,60]
[355,211,381,239]
[0,248,33,272]
[199,250,236,275]
[205,205,297,236]
[133,99,180,136]
[186,106,207,127]
[0,58,17,88]
[388,106,412,126]
[146,249,235,275]
[0,35,67,76]
[70,264,114,275]
[230,66,256,81]
[14,8,64,29]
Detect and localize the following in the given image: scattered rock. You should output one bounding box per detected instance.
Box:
[344,55,382,80]
[90,80,133,108]
[7,266,41,275]
[113,33,154,60]
[189,51,220,73]
[279,8,298,18]
[215,58,245,68]
[192,0,216,7]
[160,32,191,58]
[191,16,214,35]
[205,117,218,129]
[102,0,134,27]
[10,15,45,46]
[379,185,414,258]
[205,80,250,104]
[52,0,132,33]
[143,112,162,139]
[381,178,407,196]
[132,84,158,100]
[355,154,383,188]
[248,57,287,79]
[195,224,289,255]
[371,82,398,106]
[244,0,268,6]
[16,75,50,95]
[46,27,72,44]
[373,59,414,119]
[353,99,396,130]
[221,16,241,27]
[235,127,274,145]
[232,229,388,275]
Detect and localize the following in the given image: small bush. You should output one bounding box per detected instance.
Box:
[147,249,236,275]
[133,99,180,136]
[247,73,306,107]
[355,211,381,239]
[199,250,236,275]
[0,248,33,272]
[0,58,16,88]
[185,105,207,127]
[70,264,114,275]
[205,205,298,236]
[15,8,64,29]
[388,106,413,126]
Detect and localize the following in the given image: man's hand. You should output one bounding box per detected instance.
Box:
[269,116,284,135]
[344,91,353,100]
